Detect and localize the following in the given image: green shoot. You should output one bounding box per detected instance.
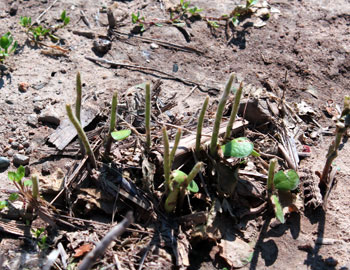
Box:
[145,83,151,149]
[75,72,85,155]
[66,104,97,168]
[105,92,118,158]
[224,82,243,142]
[131,12,146,32]
[60,10,70,26]
[210,73,235,157]
[0,32,18,62]
[31,227,48,250]
[163,126,171,189]
[196,96,209,153]
[170,128,182,168]
[267,158,277,195]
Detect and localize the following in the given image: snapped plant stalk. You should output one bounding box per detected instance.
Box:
[320,96,350,187]
[163,126,171,188]
[104,92,118,158]
[195,96,209,154]
[209,73,235,157]
[66,104,97,168]
[145,83,151,149]
[267,158,277,196]
[170,128,182,168]
[223,82,243,142]
[75,71,85,155]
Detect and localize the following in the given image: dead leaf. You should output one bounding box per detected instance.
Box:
[73,243,93,258]
[217,238,253,268]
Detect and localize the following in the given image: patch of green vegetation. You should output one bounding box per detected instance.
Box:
[0,32,18,62]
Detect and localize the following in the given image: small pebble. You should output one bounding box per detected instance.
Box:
[27,114,38,127]
[25,166,30,177]
[92,39,111,54]
[0,157,10,169]
[150,43,159,49]
[7,150,14,157]
[9,4,18,16]
[18,82,30,92]
[11,141,19,150]
[25,147,32,155]
[42,162,51,176]
[5,99,14,105]
[23,141,30,148]
[38,109,60,125]
[8,138,15,143]
[13,154,30,166]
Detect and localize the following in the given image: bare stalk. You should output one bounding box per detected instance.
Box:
[104,92,118,158]
[195,96,209,154]
[170,128,182,169]
[224,82,243,142]
[66,104,97,168]
[178,162,203,210]
[320,96,350,187]
[31,175,39,199]
[162,126,170,188]
[267,158,277,196]
[145,82,151,150]
[75,71,85,155]
[210,73,235,157]
[78,212,133,270]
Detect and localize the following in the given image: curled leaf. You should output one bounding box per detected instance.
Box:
[273,170,299,191]
[111,129,131,141]
[271,194,284,223]
[221,137,254,158]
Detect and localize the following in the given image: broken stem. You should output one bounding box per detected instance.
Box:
[66,104,97,168]
[267,158,277,196]
[75,71,85,155]
[170,128,182,169]
[31,175,39,199]
[104,92,118,158]
[224,81,243,142]
[196,96,209,154]
[145,82,151,150]
[162,126,171,189]
[210,73,235,157]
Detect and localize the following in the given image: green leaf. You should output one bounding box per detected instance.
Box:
[8,165,25,183]
[251,149,260,157]
[61,10,67,21]
[221,137,254,158]
[271,194,284,223]
[131,13,138,24]
[111,129,131,141]
[23,180,33,187]
[10,41,18,53]
[155,23,163,27]
[273,170,299,191]
[187,180,199,193]
[172,22,186,27]
[63,17,70,26]
[0,33,10,50]
[171,170,187,184]
[0,201,8,209]
[9,193,19,201]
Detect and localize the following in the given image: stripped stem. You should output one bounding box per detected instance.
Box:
[196,96,209,154]
[145,82,151,150]
[210,73,235,157]
[267,158,277,196]
[224,81,243,142]
[162,126,171,189]
[104,92,118,158]
[66,104,97,168]
[170,128,182,169]
[31,175,39,199]
[75,71,85,155]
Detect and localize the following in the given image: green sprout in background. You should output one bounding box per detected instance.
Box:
[0,32,18,62]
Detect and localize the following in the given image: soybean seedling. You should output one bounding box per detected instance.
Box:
[0,32,18,62]
[104,92,131,158]
[266,158,300,223]
[162,126,202,213]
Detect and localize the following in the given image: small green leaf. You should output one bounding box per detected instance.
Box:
[8,165,25,183]
[251,149,260,157]
[9,193,19,201]
[187,180,199,193]
[155,23,163,27]
[131,13,138,24]
[171,170,187,184]
[172,22,186,28]
[111,129,131,141]
[0,201,8,209]
[271,194,284,223]
[63,17,70,26]
[61,10,67,21]
[23,180,33,187]
[273,170,299,191]
[221,137,254,158]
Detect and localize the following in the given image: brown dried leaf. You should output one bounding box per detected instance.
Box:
[73,243,93,258]
[218,238,253,268]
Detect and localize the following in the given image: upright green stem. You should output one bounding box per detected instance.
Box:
[104,92,118,158]
[224,82,243,142]
[145,83,151,150]
[162,126,170,189]
[267,158,277,196]
[170,128,182,169]
[210,73,235,157]
[31,175,39,199]
[75,71,85,155]
[196,96,209,154]
[66,104,97,168]
[178,162,203,210]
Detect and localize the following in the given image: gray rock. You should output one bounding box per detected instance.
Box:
[93,39,111,54]
[13,154,30,166]
[0,157,10,169]
[27,114,38,127]
[41,162,51,176]
[25,147,32,155]
[11,141,19,150]
[5,99,14,105]
[38,109,60,125]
